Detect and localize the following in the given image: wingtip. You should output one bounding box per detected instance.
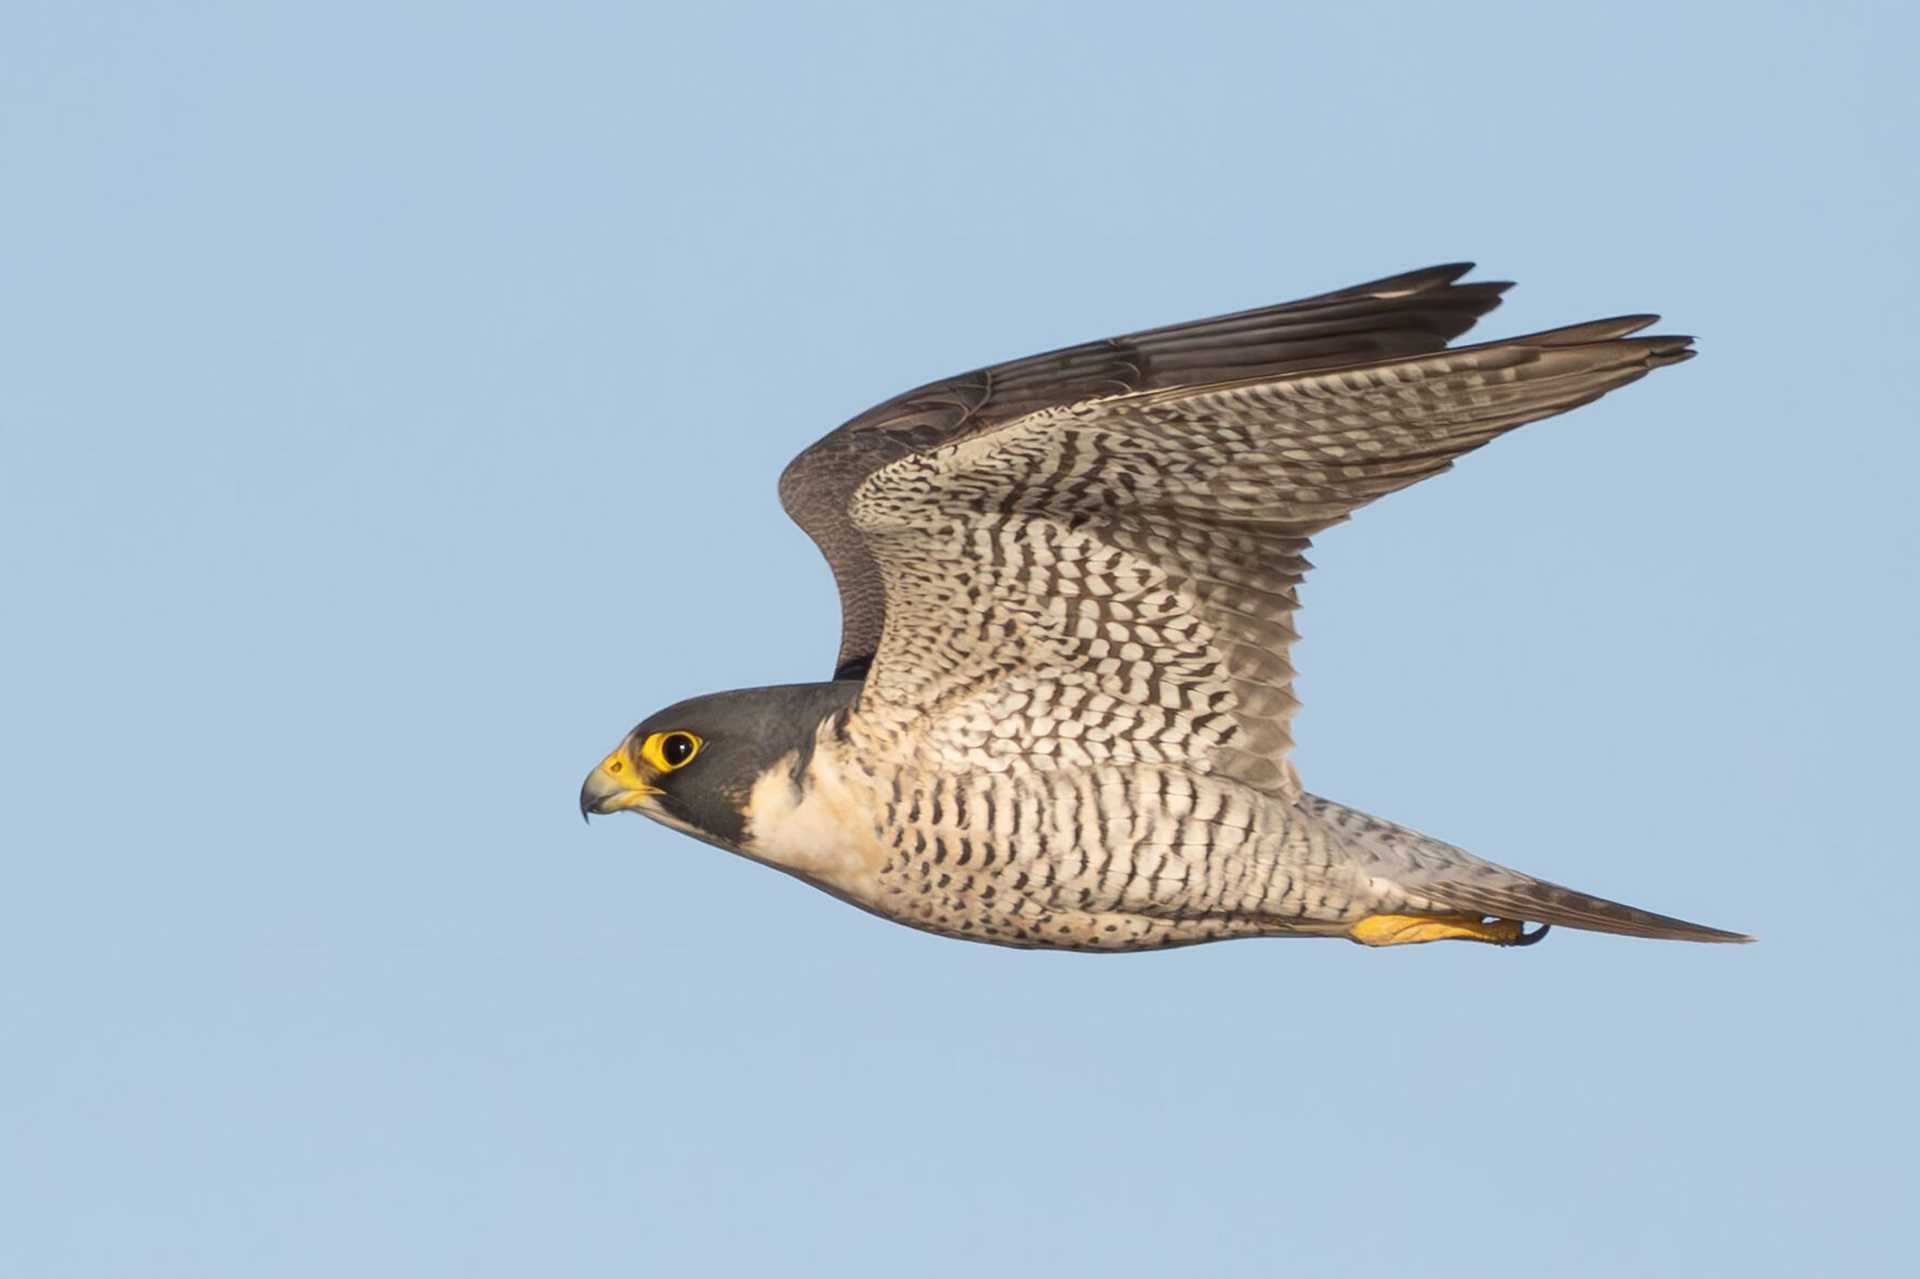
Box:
[1639,334,1697,366]
[1513,317,1699,367]
[1534,314,1663,343]
[1353,261,1479,299]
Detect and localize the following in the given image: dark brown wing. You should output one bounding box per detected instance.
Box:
[779,264,1511,678]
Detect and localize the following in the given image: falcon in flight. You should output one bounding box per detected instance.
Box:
[580,264,1748,951]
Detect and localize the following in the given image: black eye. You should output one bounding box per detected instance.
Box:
[661,733,696,767]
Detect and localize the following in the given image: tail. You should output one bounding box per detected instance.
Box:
[1304,794,1752,944]
[1412,866,1752,944]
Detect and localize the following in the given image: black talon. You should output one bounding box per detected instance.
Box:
[1507,922,1552,947]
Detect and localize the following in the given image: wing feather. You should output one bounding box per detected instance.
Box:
[841,318,1693,795]
[780,264,1511,677]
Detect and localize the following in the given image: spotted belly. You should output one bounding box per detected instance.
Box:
[743,736,1376,952]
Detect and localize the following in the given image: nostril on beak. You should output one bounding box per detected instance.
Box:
[579,760,642,823]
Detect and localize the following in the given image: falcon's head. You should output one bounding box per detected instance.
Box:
[578,682,861,851]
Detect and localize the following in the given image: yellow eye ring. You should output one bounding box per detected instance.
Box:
[639,730,702,773]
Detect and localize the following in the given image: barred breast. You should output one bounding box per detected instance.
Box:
[746,722,1396,952]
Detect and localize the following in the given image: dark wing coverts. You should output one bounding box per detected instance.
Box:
[779,266,1692,795]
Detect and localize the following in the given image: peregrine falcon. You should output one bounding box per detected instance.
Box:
[580,264,1749,950]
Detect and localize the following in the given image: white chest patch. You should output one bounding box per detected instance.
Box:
[740,743,886,896]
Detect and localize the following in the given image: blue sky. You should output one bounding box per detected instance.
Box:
[4,2,1914,1275]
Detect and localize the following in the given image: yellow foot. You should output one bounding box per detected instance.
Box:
[1347,913,1551,948]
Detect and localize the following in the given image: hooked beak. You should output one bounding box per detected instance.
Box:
[578,750,660,822]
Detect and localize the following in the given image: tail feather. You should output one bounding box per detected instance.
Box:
[1417,872,1752,944]
[1301,793,1751,944]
